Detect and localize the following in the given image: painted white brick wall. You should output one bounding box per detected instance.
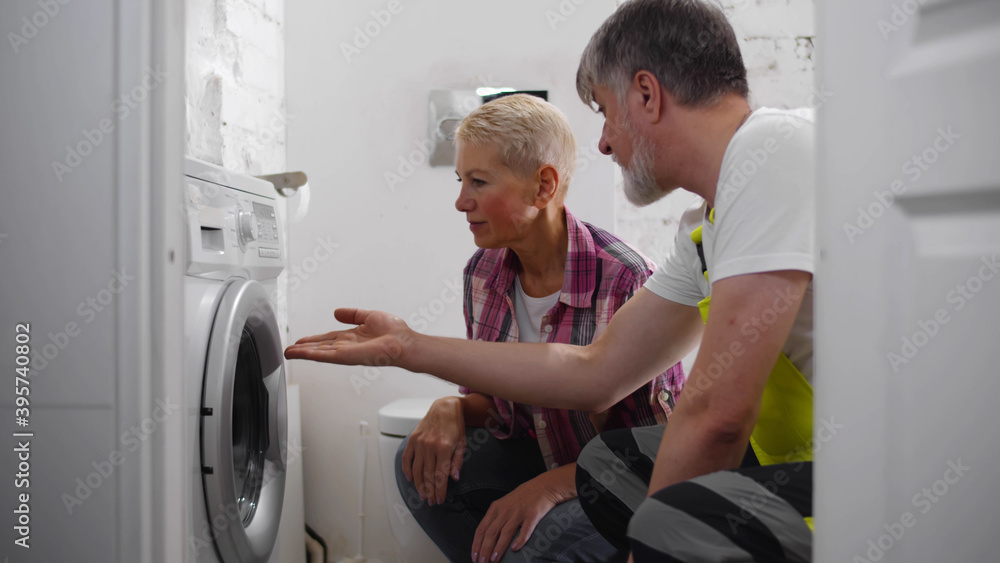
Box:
[186,0,287,176]
[614,0,817,270]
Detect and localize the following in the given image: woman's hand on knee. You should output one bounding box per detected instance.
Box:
[400,396,467,506]
[472,463,578,562]
[470,476,563,563]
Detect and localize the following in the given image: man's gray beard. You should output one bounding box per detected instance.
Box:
[621,132,664,207]
[620,111,665,207]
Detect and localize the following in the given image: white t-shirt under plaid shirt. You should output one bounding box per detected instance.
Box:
[459,208,685,469]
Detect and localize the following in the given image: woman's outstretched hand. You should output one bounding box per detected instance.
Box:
[284,308,412,366]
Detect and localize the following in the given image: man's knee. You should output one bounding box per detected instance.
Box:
[627,490,693,561]
[576,434,608,475]
[577,428,633,476]
[576,434,617,508]
[630,471,813,563]
[577,428,656,509]
[627,496,664,538]
[575,430,658,550]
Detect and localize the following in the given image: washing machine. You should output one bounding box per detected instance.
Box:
[183,157,287,562]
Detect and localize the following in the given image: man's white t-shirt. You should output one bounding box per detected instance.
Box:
[644,107,816,382]
[513,275,561,343]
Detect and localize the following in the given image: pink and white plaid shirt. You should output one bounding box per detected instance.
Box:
[459,208,685,469]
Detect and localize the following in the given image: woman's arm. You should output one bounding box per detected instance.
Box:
[458,392,499,427]
[401,392,498,505]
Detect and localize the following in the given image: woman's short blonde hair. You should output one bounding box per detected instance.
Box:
[456,94,577,195]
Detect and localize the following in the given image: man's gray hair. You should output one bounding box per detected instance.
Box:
[577,0,748,109]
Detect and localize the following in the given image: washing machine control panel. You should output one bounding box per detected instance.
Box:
[183,167,285,279]
[252,202,279,244]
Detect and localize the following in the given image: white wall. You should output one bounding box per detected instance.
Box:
[284,0,816,560]
[285,1,618,560]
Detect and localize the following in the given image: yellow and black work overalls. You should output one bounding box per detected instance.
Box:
[692,208,814,530]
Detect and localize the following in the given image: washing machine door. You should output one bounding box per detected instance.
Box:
[201,278,287,563]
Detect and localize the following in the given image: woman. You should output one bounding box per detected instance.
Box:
[395,94,685,562]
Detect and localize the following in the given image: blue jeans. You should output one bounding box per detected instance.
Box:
[395,428,625,563]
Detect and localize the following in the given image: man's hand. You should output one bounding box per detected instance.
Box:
[284,308,411,366]
[471,464,576,563]
[400,397,467,506]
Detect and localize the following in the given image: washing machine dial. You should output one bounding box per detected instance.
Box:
[237,209,257,246]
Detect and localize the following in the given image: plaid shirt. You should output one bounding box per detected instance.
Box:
[459,208,685,469]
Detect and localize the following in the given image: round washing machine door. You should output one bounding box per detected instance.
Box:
[201,278,287,563]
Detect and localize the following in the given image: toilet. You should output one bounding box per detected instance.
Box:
[378,398,449,563]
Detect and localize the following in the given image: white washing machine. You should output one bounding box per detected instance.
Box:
[183,157,287,562]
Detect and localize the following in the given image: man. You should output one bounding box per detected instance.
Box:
[287,1,815,560]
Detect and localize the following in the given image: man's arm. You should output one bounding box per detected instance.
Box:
[407,288,704,411]
[645,270,811,493]
[285,288,703,412]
